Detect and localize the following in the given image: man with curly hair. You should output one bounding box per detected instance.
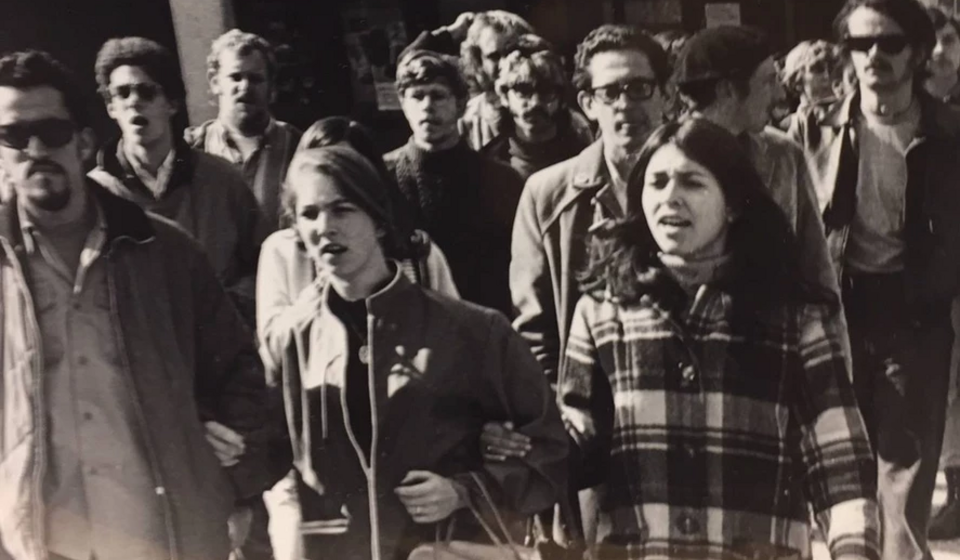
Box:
[0,49,275,560]
[481,34,592,179]
[781,39,843,127]
[185,29,301,232]
[88,36,266,324]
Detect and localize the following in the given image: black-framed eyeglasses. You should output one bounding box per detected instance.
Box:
[509,82,560,102]
[0,118,75,150]
[843,34,909,55]
[590,78,658,104]
[110,82,161,102]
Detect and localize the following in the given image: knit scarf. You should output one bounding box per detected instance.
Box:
[658,252,734,297]
[393,138,478,230]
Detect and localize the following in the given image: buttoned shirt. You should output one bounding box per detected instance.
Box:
[21,201,167,560]
[188,118,300,231]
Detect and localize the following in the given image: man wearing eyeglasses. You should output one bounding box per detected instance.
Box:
[480,34,592,179]
[671,25,841,317]
[88,37,266,325]
[507,24,667,550]
[790,0,960,557]
[512,24,667,392]
[0,50,276,560]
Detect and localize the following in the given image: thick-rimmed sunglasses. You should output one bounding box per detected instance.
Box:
[0,118,75,150]
[843,34,909,55]
[109,82,161,102]
[590,78,658,104]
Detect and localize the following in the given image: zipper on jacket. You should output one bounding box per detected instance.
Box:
[2,238,50,560]
[105,259,179,560]
[335,312,383,560]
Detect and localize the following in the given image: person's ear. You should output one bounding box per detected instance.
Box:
[77,127,97,163]
[578,90,597,122]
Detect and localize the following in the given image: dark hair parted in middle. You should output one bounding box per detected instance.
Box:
[834,0,936,79]
[572,24,671,92]
[578,118,823,310]
[94,37,186,106]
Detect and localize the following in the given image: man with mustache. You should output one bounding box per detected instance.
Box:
[790,0,960,557]
[386,49,523,316]
[88,37,267,324]
[671,26,841,314]
[481,34,591,180]
[186,30,301,232]
[0,49,275,560]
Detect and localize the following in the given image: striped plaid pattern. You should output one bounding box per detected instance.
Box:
[560,286,879,560]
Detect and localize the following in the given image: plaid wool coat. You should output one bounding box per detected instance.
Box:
[559,285,879,560]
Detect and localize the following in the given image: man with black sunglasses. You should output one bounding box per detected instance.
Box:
[480,34,592,180]
[671,25,842,323]
[0,50,276,560]
[791,0,960,557]
[88,37,267,325]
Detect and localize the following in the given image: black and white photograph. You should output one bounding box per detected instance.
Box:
[2,0,960,559]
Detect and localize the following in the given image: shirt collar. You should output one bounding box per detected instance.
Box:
[18,190,107,255]
[217,118,275,153]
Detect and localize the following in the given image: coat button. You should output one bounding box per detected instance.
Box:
[155,486,166,496]
[676,515,700,535]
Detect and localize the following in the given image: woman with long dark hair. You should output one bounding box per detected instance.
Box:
[560,118,878,559]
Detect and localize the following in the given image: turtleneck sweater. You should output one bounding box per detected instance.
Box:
[483,114,592,180]
[386,138,524,315]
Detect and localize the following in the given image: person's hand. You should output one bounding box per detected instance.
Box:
[481,421,531,462]
[204,421,245,467]
[395,470,466,524]
[445,12,475,42]
[228,505,254,551]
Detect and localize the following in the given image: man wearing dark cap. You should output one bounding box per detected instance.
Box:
[790,0,960,557]
[88,37,267,323]
[673,25,841,315]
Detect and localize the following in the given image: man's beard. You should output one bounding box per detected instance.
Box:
[231,105,270,137]
[25,177,72,211]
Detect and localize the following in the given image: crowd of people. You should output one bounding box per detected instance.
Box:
[4,0,960,559]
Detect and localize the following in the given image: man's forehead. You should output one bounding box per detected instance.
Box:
[405,82,454,95]
[588,49,655,85]
[0,86,71,124]
[219,48,269,73]
[846,6,906,35]
[109,65,160,86]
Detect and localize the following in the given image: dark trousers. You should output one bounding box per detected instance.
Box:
[843,273,953,560]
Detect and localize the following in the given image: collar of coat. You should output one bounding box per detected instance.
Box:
[96,134,198,196]
[318,263,418,317]
[0,179,155,254]
[821,88,960,139]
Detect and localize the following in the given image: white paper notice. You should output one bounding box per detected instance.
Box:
[704,3,742,27]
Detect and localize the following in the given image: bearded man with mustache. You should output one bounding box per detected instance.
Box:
[480,34,593,180]
[185,30,302,233]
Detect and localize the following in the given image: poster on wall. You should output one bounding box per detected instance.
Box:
[704,3,742,27]
[342,6,408,111]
